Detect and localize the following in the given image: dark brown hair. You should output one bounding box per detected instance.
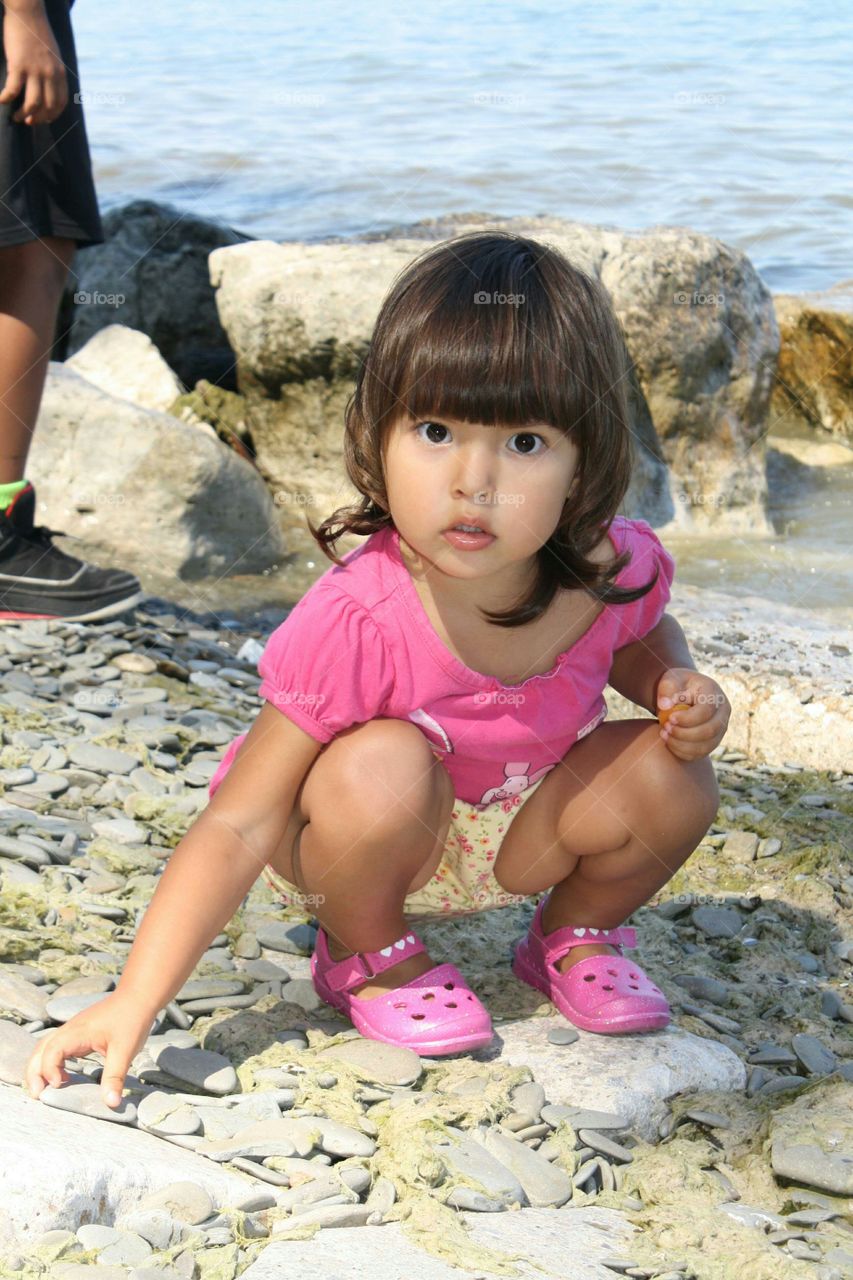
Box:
[307,230,659,627]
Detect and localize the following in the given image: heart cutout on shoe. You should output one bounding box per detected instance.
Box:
[379,934,417,958]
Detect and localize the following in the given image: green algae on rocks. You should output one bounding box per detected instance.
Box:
[192,1006,553,1274]
[591,1077,853,1280]
[270,1052,549,1276]
[169,381,254,450]
[0,880,117,974]
[123,791,196,847]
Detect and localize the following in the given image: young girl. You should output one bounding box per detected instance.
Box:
[27,232,730,1104]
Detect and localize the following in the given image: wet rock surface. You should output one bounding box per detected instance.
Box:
[0,603,851,1280]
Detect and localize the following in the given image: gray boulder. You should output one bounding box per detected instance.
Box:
[66,324,184,412]
[66,199,252,388]
[27,364,286,579]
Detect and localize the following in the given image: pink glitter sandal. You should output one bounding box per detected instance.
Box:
[512,893,670,1034]
[311,925,494,1056]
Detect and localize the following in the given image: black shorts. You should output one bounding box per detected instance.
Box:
[0,0,104,248]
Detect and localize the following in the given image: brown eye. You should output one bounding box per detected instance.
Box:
[415,421,449,444]
[509,432,545,455]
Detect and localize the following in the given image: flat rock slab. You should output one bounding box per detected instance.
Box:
[493,1016,746,1143]
[769,1079,853,1196]
[243,1206,636,1279]
[0,1085,273,1253]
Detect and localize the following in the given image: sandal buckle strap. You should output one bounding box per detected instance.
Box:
[323,952,371,992]
[534,896,638,965]
[323,931,425,993]
[564,925,637,949]
[540,925,637,963]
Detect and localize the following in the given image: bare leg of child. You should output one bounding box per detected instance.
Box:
[294,826,435,999]
[0,237,77,483]
[284,719,455,1001]
[493,718,720,969]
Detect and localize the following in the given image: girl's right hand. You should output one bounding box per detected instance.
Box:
[24,992,156,1109]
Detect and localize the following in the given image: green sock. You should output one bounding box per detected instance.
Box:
[0,478,28,512]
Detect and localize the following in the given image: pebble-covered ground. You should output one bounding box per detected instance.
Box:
[0,602,850,1280]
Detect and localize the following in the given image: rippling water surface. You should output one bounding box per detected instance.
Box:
[74,0,851,292]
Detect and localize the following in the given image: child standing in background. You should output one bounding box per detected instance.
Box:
[0,0,142,620]
[27,231,730,1103]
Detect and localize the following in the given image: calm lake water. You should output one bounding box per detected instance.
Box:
[73,0,851,293]
[66,1,852,622]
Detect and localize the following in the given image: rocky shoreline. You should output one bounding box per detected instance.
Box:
[0,600,850,1280]
[607,579,852,773]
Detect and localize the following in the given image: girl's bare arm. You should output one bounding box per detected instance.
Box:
[114,703,323,1019]
[607,613,696,716]
[27,705,324,1102]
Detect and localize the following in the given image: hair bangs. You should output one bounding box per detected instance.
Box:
[380,290,586,437]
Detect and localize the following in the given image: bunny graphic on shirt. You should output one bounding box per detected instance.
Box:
[479,761,555,806]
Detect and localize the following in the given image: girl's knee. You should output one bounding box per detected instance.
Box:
[310,718,444,829]
[639,732,720,837]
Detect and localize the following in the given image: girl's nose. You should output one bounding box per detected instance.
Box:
[453,475,495,504]
[452,446,496,500]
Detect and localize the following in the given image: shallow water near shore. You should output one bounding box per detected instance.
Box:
[665,459,853,625]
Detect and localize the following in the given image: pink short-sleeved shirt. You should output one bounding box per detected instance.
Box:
[208,517,675,810]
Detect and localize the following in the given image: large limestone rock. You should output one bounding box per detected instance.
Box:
[0,1085,265,1253]
[606,577,853,773]
[26,365,286,580]
[771,282,853,441]
[767,435,853,468]
[242,1206,637,1279]
[66,324,185,413]
[66,199,251,389]
[170,379,360,532]
[496,1017,745,1145]
[208,214,779,534]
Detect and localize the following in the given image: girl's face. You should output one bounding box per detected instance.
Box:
[382,413,580,597]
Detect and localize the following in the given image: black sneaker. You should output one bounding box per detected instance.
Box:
[0,482,145,623]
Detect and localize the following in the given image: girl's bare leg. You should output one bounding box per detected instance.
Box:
[270,718,455,999]
[493,719,720,971]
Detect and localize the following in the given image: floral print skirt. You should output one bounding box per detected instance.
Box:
[261,772,548,926]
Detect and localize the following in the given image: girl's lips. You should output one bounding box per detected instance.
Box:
[443,527,496,551]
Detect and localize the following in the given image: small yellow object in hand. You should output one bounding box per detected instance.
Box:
[658,702,690,726]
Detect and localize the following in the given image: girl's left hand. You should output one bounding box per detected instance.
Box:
[656,667,731,761]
